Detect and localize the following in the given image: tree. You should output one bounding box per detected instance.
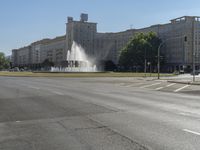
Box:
[42,59,54,67]
[104,60,117,71]
[119,32,163,72]
[0,52,9,70]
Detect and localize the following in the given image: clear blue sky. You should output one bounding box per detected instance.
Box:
[1,0,200,55]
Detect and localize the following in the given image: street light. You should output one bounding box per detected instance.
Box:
[157,36,187,80]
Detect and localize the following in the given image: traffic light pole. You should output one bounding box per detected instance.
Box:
[157,43,163,79]
[157,36,187,80]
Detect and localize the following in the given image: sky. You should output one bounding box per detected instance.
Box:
[1,0,200,55]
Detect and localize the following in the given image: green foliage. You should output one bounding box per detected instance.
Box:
[104,60,117,71]
[42,59,54,67]
[119,32,163,71]
[0,52,9,70]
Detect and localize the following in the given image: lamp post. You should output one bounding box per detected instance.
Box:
[157,36,187,80]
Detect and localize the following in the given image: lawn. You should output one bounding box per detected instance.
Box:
[0,71,175,78]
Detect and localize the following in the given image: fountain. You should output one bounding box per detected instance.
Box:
[51,41,97,72]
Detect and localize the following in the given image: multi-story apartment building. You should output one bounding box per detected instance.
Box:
[12,46,31,67]
[66,14,97,57]
[30,39,50,65]
[12,14,200,72]
[12,37,65,68]
[41,36,66,65]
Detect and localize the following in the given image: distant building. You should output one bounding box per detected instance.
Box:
[12,37,65,69]
[40,36,66,65]
[12,14,200,72]
[12,46,31,67]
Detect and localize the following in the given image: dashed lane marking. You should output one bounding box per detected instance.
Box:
[183,129,200,136]
[140,82,161,88]
[174,85,190,93]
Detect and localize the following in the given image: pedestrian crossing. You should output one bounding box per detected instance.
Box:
[116,81,193,93]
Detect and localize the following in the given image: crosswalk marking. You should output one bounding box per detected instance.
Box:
[52,91,64,95]
[183,129,200,136]
[155,83,176,90]
[140,82,161,88]
[117,81,192,93]
[28,86,40,90]
[166,83,176,87]
[117,83,125,86]
[155,87,164,90]
[124,82,144,87]
[174,85,190,92]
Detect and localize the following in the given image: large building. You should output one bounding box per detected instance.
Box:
[12,14,200,72]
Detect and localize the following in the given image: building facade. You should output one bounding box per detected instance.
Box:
[12,37,66,69]
[12,14,200,72]
[12,46,31,67]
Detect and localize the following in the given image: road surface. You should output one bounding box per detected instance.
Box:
[0,76,200,150]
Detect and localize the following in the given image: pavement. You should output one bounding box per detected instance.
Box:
[0,76,200,150]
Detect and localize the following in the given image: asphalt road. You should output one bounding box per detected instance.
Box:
[0,76,200,150]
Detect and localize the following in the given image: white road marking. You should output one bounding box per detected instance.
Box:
[155,87,164,90]
[28,86,40,90]
[140,83,161,88]
[183,129,200,136]
[124,82,144,87]
[174,85,190,92]
[52,91,64,95]
[178,112,200,118]
[166,83,176,87]
[16,121,21,123]
[178,112,198,118]
[179,112,190,116]
[117,83,125,86]
[155,83,176,90]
